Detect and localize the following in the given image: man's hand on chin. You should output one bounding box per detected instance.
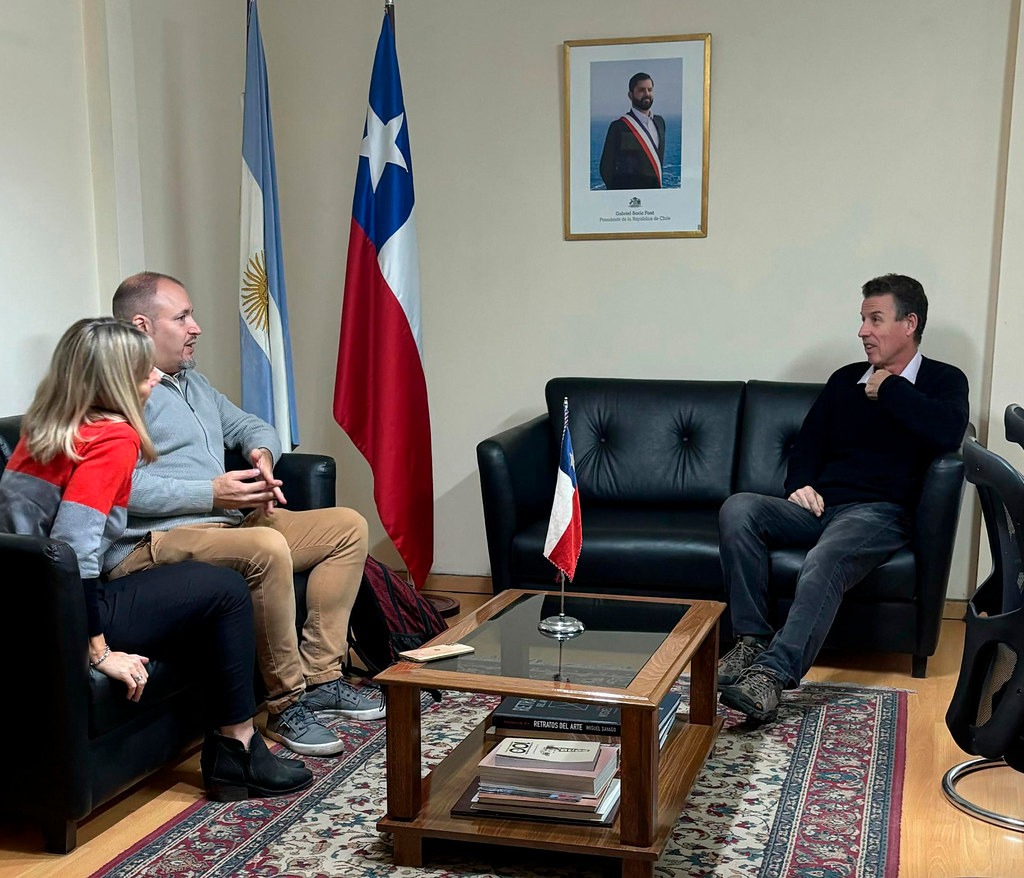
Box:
[787,485,824,517]
[865,368,891,400]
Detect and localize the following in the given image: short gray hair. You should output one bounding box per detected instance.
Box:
[112,271,184,320]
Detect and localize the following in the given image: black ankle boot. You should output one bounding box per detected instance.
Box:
[201,731,313,801]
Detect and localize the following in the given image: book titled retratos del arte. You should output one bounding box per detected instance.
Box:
[492,691,681,736]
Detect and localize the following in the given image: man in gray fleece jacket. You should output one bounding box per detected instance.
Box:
[107,271,378,758]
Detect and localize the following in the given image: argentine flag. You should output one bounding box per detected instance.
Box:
[239,0,299,448]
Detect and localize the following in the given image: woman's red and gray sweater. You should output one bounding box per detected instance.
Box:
[0,419,139,635]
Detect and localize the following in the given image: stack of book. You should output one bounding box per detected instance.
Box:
[486,691,681,749]
[453,737,622,825]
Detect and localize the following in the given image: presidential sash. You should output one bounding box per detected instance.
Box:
[620,111,662,186]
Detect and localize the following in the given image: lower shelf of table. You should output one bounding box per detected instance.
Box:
[377,712,724,863]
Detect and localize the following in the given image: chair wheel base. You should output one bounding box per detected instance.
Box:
[941,757,1024,832]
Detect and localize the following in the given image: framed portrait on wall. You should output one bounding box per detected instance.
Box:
[563,34,711,240]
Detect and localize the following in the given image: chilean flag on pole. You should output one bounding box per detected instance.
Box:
[544,398,583,580]
[334,12,433,587]
[239,0,299,449]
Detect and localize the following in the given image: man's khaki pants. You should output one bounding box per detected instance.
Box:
[109,507,368,714]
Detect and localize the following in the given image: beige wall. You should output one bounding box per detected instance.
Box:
[258,0,1009,592]
[6,1,1020,599]
[0,1,102,413]
[991,5,1024,465]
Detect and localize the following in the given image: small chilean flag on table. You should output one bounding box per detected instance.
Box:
[543,398,583,580]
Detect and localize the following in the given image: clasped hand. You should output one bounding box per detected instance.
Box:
[212,448,287,515]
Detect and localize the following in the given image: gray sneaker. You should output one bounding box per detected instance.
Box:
[265,700,345,756]
[719,665,783,723]
[718,635,768,686]
[302,678,386,721]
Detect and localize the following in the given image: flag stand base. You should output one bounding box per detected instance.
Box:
[426,595,460,618]
[538,613,585,638]
[538,571,584,638]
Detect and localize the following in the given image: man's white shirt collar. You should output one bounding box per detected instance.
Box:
[156,367,182,392]
[627,106,659,145]
[858,351,922,385]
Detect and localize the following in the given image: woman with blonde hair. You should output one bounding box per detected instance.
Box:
[0,318,311,801]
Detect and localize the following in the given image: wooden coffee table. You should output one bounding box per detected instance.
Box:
[374,589,724,878]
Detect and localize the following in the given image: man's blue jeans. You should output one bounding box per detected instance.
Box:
[718,493,910,687]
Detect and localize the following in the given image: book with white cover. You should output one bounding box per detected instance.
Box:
[477,742,619,796]
[492,737,601,771]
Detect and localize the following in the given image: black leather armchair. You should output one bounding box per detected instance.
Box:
[943,435,1024,830]
[478,377,966,678]
[0,415,336,852]
[1005,403,1024,451]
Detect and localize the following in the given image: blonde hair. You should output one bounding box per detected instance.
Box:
[23,318,157,464]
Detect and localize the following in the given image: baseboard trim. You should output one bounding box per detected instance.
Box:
[422,575,971,622]
[422,573,493,595]
[943,599,967,621]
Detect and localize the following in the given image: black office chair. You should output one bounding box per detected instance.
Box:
[943,435,1024,832]
[1005,403,1024,452]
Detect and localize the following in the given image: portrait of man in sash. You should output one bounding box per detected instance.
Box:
[569,38,707,237]
[599,71,667,190]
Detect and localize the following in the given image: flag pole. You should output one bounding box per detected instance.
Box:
[539,554,584,642]
[538,397,585,640]
[336,0,434,587]
[553,637,570,682]
[385,0,395,32]
[240,0,300,449]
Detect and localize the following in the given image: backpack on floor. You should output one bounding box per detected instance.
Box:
[347,555,448,677]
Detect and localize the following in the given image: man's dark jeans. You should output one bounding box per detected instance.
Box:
[719,492,910,687]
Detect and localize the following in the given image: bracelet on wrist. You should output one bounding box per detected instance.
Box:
[90,645,111,668]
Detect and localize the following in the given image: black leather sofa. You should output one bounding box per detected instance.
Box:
[477,377,966,679]
[0,415,337,853]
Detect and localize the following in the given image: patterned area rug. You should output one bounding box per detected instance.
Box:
[92,681,906,878]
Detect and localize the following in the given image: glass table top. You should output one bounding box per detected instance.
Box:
[414,592,691,689]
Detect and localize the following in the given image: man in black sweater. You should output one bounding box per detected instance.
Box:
[717,274,969,722]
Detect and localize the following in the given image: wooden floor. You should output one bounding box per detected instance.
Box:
[1,576,1021,878]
